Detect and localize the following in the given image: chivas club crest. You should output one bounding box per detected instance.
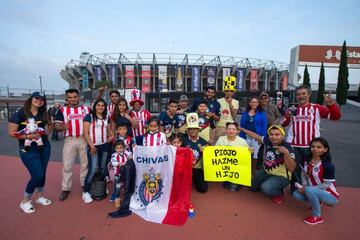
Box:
[138,167,163,206]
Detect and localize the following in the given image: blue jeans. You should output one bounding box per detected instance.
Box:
[19,140,51,198]
[292,186,338,217]
[111,175,122,198]
[249,168,290,197]
[84,143,109,192]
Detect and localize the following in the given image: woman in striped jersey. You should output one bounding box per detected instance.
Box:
[82,98,112,203]
[292,137,339,225]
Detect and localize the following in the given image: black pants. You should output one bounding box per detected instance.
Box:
[192,168,208,193]
[120,159,136,210]
[290,147,310,192]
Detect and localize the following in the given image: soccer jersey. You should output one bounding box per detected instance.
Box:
[130,109,151,137]
[83,114,109,145]
[159,111,179,138]
[177,108,189,134]
[198,112,215,142]
[216,98,239,128]
[111,152,128,176]
[9,108,49,147]
[302,160,340,199]
[183,135,208,169]
[262,136,297,179]
[281,103,341,148]
[55,105,90,137]
[115,135,134,153]
[142,131,167,146]
[190,98,221,117]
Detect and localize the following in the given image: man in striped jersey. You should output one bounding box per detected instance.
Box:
[129,89,151,139]
[97,87,120,118]
[54,89,90,201]
[281,85,341,191]
[107,90,120,117]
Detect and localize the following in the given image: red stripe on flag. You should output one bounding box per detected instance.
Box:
[162,147,193,226]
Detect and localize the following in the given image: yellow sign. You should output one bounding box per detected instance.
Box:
[203,146,251,186]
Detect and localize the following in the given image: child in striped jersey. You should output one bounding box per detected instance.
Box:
[292,137,339,225]
[107,124,134,182]
[139,117,167,146]
[110,140,128,202]
[115,124,134,157]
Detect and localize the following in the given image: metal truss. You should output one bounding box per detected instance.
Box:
[64,52,289,71]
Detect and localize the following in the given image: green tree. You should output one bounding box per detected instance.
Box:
[336,41,349,106]
[303,64,311,88]
[95,79,113,89]
[316,62,325,104]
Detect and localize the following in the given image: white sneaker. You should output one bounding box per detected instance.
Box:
[82,192,93,204]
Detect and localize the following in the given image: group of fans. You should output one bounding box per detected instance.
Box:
[8,78,341,225]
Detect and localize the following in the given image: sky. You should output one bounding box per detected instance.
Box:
[0,0,359,92]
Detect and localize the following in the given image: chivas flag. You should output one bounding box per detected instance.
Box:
[130,145,193,226]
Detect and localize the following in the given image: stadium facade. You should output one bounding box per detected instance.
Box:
[60,52,292,112]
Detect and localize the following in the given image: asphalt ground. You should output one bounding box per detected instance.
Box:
[1,103,359,187]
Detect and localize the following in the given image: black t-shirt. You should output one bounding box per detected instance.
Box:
[9,108,49,146]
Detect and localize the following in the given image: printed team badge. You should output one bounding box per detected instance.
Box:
[192,149,200,165]
[138,167,163,206]
[165,124,172,134]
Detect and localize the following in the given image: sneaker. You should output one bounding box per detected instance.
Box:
[304,216,324,225]
[82,192,93,204]
[109,195,116,203]
[229,183,241,192]
[222,182,231,189]
[271,194,284,204]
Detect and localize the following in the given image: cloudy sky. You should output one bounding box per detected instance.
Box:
[0,0,359,92]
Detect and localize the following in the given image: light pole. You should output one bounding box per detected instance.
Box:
[38,75,43,92]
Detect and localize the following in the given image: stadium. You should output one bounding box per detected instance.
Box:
[60,52,292,112]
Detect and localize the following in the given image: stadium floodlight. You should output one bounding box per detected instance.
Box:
[37,75,42,93]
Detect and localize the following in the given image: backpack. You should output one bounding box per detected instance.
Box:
[90,170,107,201]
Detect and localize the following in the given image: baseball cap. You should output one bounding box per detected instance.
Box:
[31,91,46,99]
[259,91,269,98]
[179,95,188,102]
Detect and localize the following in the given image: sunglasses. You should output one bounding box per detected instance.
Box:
[34,97,45,101]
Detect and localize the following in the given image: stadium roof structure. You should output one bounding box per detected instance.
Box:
[64,52,289,70]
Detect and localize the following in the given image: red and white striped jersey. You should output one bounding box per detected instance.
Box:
[111,152,128,176]
[107,104,116,118]
[281,103,341,147]
[84,114,109,145]
[143,131,167,146]
[55,105,90,137]
[303,161,340,199]
[130,109,152,137]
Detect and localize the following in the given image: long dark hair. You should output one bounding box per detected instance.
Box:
[246,96,262,112]
[91,98,107,120]
[23,95,50,124]
[308,137,332,163]
[112,97,129,121]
